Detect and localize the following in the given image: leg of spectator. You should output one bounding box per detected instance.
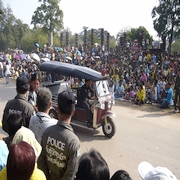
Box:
[160,100,169,109]
[174,90,178,110]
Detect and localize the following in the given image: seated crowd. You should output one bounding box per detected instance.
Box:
[109,71,174,109]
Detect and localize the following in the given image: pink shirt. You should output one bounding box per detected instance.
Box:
[129,90,135,98]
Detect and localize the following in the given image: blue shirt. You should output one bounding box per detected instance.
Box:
[116,84,124,94]
[0,140,9,171]
[166,88,173,103]
[156,84,160,96]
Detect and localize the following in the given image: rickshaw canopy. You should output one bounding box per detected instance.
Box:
[40,61,108,81]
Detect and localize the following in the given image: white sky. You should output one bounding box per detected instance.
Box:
[3,0,159,39]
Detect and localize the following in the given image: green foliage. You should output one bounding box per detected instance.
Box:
[21,28,48,52]
[152,0,180,54]
[31,0,63,45]
[21,27,60,52]
[109,38,116,49]
[117,26,153,44]
[31,0,63,33]
[0,8,3,15]
[171,40,180,54]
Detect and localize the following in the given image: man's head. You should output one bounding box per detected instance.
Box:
[165,82,171,89]
[138,84,143,90]
[58,90,75,119]
[76,148,110,180]
[16,76,29,94]
[119,80,122,85]
[111,170,132,180]
[7,114,23,136]
[29,73,40,92]
[85,79,91,87]
[36,87,52,112]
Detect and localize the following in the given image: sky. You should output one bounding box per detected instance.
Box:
[3,0,159,39]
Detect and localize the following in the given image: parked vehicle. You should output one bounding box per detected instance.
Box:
[40,61,116,138]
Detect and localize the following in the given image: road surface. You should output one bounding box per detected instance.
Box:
[0,78,179,179]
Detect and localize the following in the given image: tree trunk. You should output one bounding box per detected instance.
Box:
[48,31,53,46]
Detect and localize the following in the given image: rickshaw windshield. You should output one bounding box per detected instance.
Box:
[96,80,110,97]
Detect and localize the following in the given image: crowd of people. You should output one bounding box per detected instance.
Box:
[0,74,177,180]
[0,42,179,179]
[0,74,133,180]
[1,41,180,111]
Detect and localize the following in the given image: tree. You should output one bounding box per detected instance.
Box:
[2,5,16,49]
[0,0,4,16]
[117,26,153,48]
[152,0,180,54]
[171,40,180,54]
[13,19,30,49]
[31,0,63,46]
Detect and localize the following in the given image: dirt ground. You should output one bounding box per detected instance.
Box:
[115,99,177,115]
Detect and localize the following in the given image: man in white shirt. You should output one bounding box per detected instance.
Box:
[29,87,57,143]
[0,61,3,78]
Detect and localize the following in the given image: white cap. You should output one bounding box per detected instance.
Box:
[138,161,177,180]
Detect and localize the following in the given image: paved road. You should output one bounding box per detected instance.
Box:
[0,78,179,179]
[0,78,16,136]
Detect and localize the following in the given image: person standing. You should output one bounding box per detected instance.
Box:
[173,68,180,112]
[29,87,58,143]
[38,90,81,180]
[27,73,40,112]
[0,61,4,78]
[4,61,11,84]
[2,76,35,133]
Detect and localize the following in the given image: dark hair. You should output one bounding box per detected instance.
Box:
[58,91,75,116]
[130,85,134,90]
[37,87,52,112]
[29,73,40,92]
[76,149,110,180]
[16,77,29,94]
[17,87,28,94]
[85,79,90,82]
[167,82,172,86]
[139,84,143,89]
[7,114,22,136]
[111,170,132,180]
[7,141,35,180]
[30,73,40,83]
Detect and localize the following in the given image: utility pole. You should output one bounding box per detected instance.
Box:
[101,28,104,48]
[107,32,110,52]
[66,31,69,47]
[75,33,78,48]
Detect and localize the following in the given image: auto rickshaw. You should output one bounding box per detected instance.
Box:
[40,61,116,138]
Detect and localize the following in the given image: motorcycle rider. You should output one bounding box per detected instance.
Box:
[77,79,94,127]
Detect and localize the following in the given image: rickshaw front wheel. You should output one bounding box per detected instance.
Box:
[49,109,58,119]
[102,117,116,138]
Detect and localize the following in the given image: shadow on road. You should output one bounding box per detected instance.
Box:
[72,125,111,142]
[137,111,174,118]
